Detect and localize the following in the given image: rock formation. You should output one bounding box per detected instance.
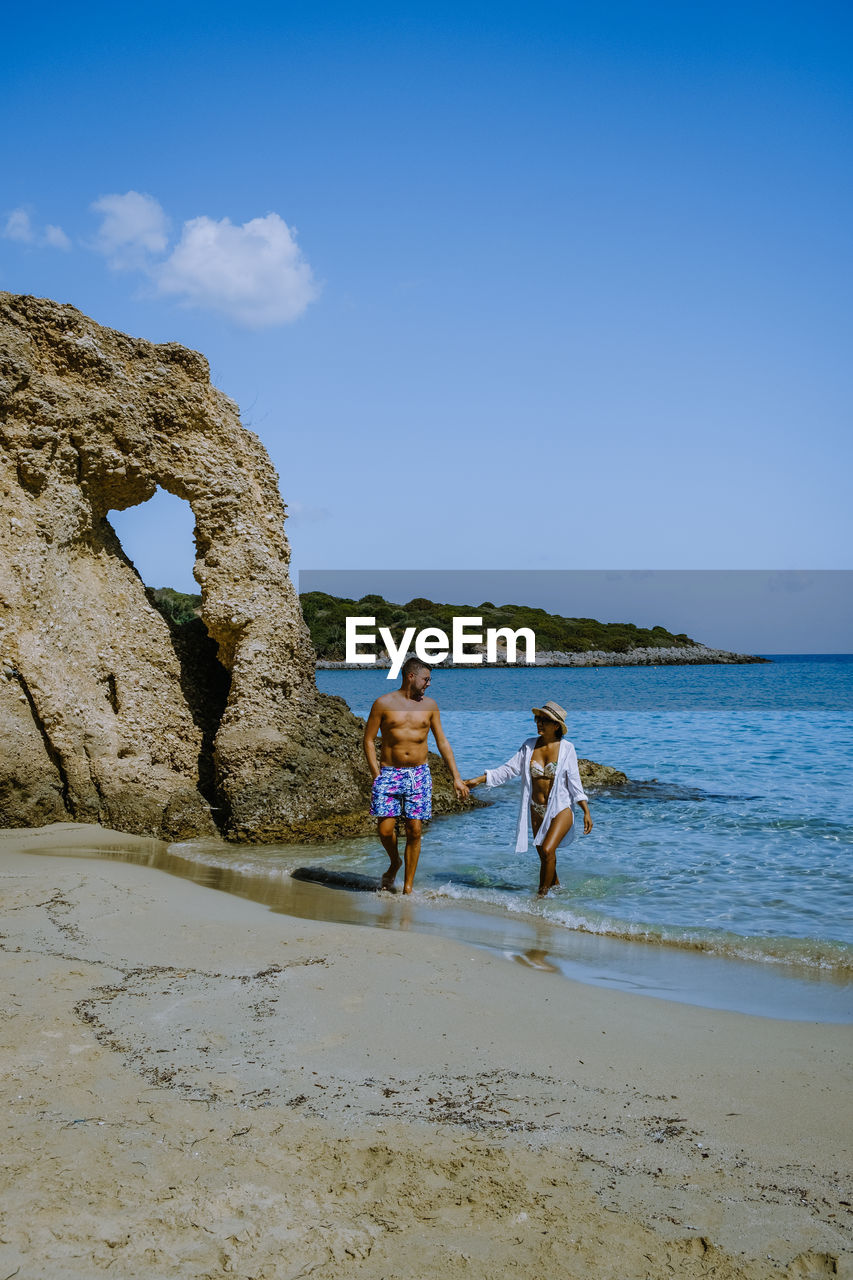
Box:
[0,293,623,843]
[0,293,372,839]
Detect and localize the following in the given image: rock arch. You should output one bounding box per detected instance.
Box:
[0,292,371,840]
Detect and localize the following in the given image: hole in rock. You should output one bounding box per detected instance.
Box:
[110,488,197,594]
[107,488,232,826]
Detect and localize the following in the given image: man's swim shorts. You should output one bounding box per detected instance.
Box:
[370,763,432,820]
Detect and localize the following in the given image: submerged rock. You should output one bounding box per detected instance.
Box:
[576,758,628,788]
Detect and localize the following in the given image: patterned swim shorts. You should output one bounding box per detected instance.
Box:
[370,763,432,820]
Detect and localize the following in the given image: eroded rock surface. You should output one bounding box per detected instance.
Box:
[0,293,390,840]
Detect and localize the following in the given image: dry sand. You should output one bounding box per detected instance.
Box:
[1,824,851,1279]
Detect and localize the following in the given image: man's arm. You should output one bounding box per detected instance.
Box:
[363,699,384,780]
[430,705,469,800]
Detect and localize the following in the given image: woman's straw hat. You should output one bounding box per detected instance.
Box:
[531,700,568,732]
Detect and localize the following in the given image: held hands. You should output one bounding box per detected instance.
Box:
[454,778,470,800]
[462,774,486,789]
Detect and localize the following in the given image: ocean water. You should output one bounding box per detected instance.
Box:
[314,658,853,966]
[150,656,853,1021]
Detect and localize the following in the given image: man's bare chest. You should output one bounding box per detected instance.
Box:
[382,707,431,735]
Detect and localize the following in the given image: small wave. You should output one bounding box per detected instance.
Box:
[424,881,853,973]
[164,843,298,881]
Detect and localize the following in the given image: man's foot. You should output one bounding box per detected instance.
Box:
[381,857,402,891]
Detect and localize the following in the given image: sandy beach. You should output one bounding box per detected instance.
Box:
[1,824,851,1279]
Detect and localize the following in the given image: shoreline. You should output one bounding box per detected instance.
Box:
[2,824,852,1277]
[317,644,769,669]
[10,822,852,1022]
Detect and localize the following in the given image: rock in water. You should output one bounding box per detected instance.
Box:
[0,292,383,841]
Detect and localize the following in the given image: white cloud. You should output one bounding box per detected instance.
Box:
[154,213,318,327]
[88,194,318,328]
[3,208,34,242]
[2,207,70,249]
[43,223,71,250]
[91,190,169,267]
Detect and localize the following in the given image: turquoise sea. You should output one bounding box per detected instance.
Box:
[320,657,853,949]
[160,657,852,1021]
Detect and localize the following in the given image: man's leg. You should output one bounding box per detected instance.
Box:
[402,819,422,894]
[377,817,402,889]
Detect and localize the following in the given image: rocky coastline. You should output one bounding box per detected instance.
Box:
[318,644,768,670]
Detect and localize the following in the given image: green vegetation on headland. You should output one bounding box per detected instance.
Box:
[150,587,764,665]
[299,592,697,662]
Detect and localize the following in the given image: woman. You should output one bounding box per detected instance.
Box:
[464,700,593,897]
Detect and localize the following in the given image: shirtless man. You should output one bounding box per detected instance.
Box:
[363,656,469,894]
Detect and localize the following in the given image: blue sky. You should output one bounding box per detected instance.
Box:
[2,2,852,634]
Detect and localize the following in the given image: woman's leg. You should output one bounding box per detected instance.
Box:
[531,807,555,893]
[531,808,549,893]
[536,808,573,896]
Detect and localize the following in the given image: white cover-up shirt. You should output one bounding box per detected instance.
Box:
[485,736,588,853]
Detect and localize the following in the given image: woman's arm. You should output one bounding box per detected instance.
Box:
[464,744,528,789]
[563,742,588,804]
[564,743,593,832]
[482,744,527,787]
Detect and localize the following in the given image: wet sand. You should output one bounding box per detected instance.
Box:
[1,824,852,1278]
[17,822,852,1023]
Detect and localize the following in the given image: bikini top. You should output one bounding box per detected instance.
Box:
[530,759,558,780]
